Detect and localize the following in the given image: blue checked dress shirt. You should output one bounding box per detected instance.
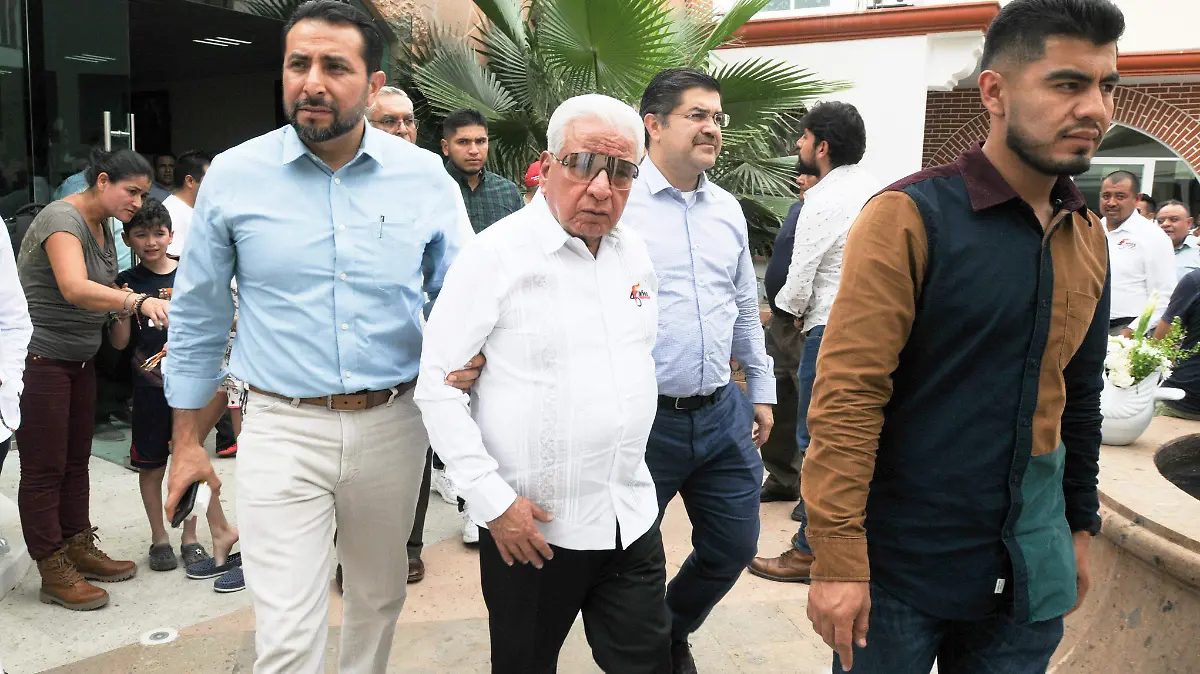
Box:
[164,124,463,409]
[621,157,775,404]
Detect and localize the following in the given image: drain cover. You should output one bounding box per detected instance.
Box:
[140,627,179,646]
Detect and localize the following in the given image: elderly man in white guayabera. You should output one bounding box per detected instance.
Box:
[416,94,671,674]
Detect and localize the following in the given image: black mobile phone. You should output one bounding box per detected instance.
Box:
[171,481,202,529]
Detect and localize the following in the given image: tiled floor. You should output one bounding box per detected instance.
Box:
[1,433,830,674]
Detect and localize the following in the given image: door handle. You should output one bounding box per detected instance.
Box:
[102,110,131,151]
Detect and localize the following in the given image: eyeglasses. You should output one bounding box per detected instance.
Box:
[552,152,640,191]
[670,111,731,128]
[369,115,418,132]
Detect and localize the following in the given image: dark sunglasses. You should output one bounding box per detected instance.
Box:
[553,152,640,191]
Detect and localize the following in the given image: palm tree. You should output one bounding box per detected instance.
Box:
[397,0,846,251]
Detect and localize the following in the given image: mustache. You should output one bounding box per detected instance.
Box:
[293,96,340,114]
[693,135,718,145]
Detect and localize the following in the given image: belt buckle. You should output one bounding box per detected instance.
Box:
[326,395,338,411]
[674,397,686,411]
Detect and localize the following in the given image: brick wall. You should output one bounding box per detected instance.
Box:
[922,83,1200,174]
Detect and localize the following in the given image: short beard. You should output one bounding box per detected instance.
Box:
[287,92,367,144]
[796,157,820,177]
[1006,122,1093,178]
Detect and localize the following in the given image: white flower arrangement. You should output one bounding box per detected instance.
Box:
[1104,336,1171,388]
[1103,292,1197,389]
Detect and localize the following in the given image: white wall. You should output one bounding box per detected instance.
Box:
[716,35,933,185]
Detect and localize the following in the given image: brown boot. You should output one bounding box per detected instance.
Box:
[748,547,814,583]
[37,548,109,611]
[64,527,137,582]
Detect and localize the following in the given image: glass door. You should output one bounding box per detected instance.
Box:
[34,0,133,198]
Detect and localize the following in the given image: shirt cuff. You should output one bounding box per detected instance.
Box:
[808,537,871,582]
[462,472,519,524]
[744,374,778,405]
[164,373,225,410]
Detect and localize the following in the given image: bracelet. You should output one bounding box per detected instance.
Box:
[122,291,136,313]
[131,293,150,316]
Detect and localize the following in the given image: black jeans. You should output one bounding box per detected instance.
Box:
[0,437,10,476]
[479,524,671,674]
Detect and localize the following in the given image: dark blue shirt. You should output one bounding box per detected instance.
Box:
[764,200,803,314]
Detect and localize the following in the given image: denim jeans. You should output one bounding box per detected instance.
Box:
[644,384,764,640]
[793,324,824,555]
[832,582,1065,674]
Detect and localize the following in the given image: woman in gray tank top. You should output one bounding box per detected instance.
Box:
[15,149,170,612]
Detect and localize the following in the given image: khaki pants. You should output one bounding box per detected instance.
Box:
[237,389,427,673]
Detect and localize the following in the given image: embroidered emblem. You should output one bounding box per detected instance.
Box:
[630,283,651,307]
[1117,238,1137,250]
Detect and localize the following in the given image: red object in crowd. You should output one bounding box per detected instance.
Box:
[524,161,541,188]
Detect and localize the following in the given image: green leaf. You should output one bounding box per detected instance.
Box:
[714,58,849,132]
[694,0,773,61]
[472,0,528,49]
[535,0,675,99]
[413,32,519,118]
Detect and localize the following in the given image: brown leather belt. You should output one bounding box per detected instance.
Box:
[248,380,416,411]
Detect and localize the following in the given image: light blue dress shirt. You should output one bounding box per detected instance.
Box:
[621,157,775,404]
[1175,235,1200,281]
[164,124,462,409]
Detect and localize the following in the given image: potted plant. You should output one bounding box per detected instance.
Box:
[1101,295,1197,445]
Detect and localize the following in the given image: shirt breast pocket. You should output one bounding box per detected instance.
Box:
[1059,290,1099,369]
[372,219,423,290]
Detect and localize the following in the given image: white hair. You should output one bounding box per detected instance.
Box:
[546,94,644,159]
[368,86,412,115]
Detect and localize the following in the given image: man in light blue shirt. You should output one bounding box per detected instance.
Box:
[623,68,776,674]
[1156,200,1200,281]
[162,3,465,672]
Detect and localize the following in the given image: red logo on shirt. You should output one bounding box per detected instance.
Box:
[630,284,651,307]
[1116,238,1137,250]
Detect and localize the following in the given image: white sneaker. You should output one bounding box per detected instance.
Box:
[462,511,479,546]
[431,468,459,505]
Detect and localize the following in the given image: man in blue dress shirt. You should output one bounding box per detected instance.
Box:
[162,3,464,672]
[623,68,777,674]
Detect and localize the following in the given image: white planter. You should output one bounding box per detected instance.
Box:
[1100,373,1184,446]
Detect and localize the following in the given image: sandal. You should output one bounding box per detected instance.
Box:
[148,543,178,572]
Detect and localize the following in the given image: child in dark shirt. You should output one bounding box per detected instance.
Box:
[110,198,238,580]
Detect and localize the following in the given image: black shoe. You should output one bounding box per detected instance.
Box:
[671,640,698,674]
[760,480,800,502]
[335,563,343,594]
[790,502,805,522]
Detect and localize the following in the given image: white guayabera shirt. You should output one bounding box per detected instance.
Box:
[415,195,661,551]
[776,163,882,332]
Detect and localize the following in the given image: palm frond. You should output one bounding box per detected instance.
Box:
[412,31,519,118]
[471,0,528,49]
[715,58,850,133]
[694,0,774,62]
[714,154,797,200]
[535,0,675,100]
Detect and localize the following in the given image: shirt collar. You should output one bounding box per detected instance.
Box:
[528,194,570,254]
[279,122,382,168]
[955,142,1088,216]
[639,156,708,197]
[1107,210,1150,234]
[1179,234,1198,251]
[528,192,620,257]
